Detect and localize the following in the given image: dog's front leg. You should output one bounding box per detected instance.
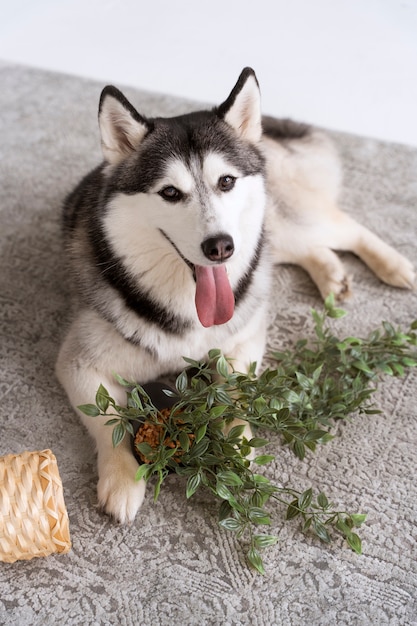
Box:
[56,333,146,524]
[222,314,268,445]
[88,407,146,524]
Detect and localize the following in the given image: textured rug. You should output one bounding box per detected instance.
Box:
[1,60,416,626]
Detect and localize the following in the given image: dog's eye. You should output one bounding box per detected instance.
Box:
[159,186,183,202]
[218,176,236,192]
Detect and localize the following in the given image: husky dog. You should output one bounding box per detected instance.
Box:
[56,68,414,523]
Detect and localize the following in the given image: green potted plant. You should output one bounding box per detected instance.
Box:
[80,296,417,574]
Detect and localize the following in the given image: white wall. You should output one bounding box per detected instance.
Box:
[1,0,416,146]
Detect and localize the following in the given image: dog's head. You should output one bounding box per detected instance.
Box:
[98,68,267,327]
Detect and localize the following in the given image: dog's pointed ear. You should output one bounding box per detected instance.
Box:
[98,86,151,164]
[217,68,262,143]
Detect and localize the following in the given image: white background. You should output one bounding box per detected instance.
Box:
[1,0,417,146]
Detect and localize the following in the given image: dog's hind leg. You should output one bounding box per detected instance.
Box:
[267,207,353,300]
[264,129,415,298]
[305,208,416,291]
[290,246,352,301]
[334,213,416,289]
[268,203,415,300]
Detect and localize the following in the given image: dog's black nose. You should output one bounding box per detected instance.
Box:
[201,235,234,262]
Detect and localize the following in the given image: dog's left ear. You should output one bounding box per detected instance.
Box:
[217,67,262,144]
[98,86,152,164]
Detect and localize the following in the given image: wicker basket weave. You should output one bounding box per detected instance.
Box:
[0,450,71,563]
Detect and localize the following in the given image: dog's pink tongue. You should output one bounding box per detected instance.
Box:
[195,265,235,327]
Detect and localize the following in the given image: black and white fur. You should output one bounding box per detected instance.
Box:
[56,68,415,523]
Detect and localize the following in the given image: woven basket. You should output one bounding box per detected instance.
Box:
[0,450,71,563]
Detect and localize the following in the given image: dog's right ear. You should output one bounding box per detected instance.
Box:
[98,86,152,164]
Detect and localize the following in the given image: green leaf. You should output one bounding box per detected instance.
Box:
[336,519,352,535]
[317,492,329,509]
[327,306,347,319]
[113,373,132,387]
[253,396,267,415]
[226,424,246,440]
[298,487,313,510]
[353,360,374,374]
[347,532,362,554]
[186,472,202,498]
[248,437,269,448]
[284,390,301,405]
[215,388,234,405]
[216,482,233,501]
[216,355,230,378]
[248,507,271,525]
[125,421,134,437]
[378,363,394,375]
[293,440,306,460]
[219,517,241,531]
[240,445,252,458]
[195,423,207,444]
[382,321,395,337]
[135,464,152,482]
[176,370,188,394]
[392,363,405,376]
[344,336,363,345]
[253,454,275,466]
[95,384,110,412]
[77,403,100,417]
[313,520,331,543]
[320,433,335,444]
[218,500,233,521]
[286,499,300,520]
[178,430,190,452]
[363,408,381,417]
[271,350,289,361]
[182,356,203,368]
[303,430,329,443]
[208,348,222,360]
[219,500,233,522]
[276,407,290,420]
[247,547,265,575]
[217,470,243,487]
[251,474,271,485]
[209,405,228,418]
[135,442,154,457]
[254,534,279,549]
[350,513,367,527]
[324,292,336,309]
[112,423,126,448]
[295,372,312,390]
[188,438,210,459]
[129,387,143,410]
[153,472,165,502]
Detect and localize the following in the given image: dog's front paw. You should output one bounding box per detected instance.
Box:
[97,451,145,524]
[320,273,352,302]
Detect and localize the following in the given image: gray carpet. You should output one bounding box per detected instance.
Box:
[1,60,416,626]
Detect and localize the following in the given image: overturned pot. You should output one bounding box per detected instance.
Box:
[130,381,179,466]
